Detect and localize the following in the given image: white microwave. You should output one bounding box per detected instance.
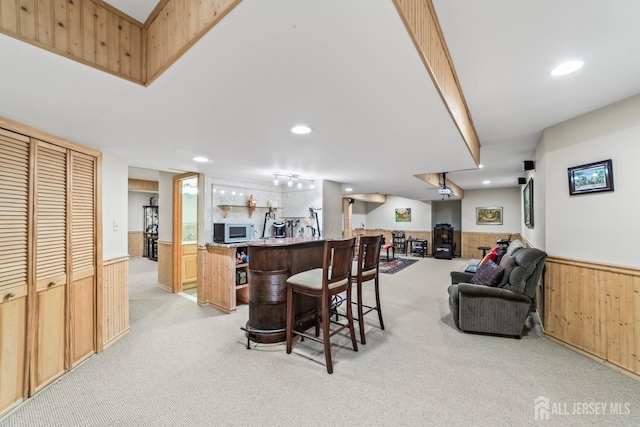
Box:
[213,223,255,244]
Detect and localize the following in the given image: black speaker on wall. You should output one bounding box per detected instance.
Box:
[518,177,527,185]
[523,160,535,171]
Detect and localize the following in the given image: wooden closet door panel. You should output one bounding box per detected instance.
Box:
[0,291,27,417]
[32,140,67,392]
[0,130,30,291]
[0,129,30,415]
[70,151,96,365]
[34,284,65,390]
[70,275,94,362]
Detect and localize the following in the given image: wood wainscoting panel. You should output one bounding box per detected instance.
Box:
[545,257,640,376]
[460,232,521,259]
[102,257,129,348]
[352,229,433,256]
[157,241,173,292]
[128,231,144,257]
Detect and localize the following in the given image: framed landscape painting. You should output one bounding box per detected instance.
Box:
[395,208,411,222]
[476,207,503,225]
[568,159,614,195]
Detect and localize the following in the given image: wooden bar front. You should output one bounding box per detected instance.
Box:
[246,237,325,343]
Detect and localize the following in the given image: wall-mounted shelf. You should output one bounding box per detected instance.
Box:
[217,204,278,218]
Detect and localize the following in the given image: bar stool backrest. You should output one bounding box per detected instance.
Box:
[324,238,356,291]
[356,235,382,278]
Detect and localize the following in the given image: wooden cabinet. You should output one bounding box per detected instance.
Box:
[0,127,98,416]
[182,244,197,289]
[202,245,249,313]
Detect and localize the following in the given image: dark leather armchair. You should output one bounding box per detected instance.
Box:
[447,247,547,338]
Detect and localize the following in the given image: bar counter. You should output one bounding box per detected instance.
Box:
[245,237,325,344]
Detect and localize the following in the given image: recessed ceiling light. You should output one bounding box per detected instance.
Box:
[345,187,353,192]
[550,60,584,76]
[483,180,491,184]
[479,164,484,168]
[193,156,209,162]
[291,125,312,135]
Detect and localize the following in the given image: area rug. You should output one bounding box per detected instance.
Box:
[379,257,418,274]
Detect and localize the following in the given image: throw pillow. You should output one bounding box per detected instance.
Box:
[470,260,504,287]
[495,246,507,265]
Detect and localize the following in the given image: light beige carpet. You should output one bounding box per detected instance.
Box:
[2,256,639,426]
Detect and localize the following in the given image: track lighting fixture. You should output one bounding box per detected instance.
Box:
[272,173,316,190]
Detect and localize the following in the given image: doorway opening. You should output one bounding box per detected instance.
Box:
[172,173,199,298]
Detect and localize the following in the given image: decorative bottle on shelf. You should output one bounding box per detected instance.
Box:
[248,194,257,207]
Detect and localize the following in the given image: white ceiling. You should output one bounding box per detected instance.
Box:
[1,0,639,201]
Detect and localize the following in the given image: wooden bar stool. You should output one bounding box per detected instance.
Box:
[285,238,358,374]
[352,235,384,344]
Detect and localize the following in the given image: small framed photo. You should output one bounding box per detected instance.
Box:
[568,159,614,196]
[476,207,503,225]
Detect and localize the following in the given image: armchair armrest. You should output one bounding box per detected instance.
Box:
[458,283,531,304]
[450,271,475,285]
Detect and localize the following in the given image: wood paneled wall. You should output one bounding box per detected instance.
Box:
[127,178,158,192]
[144,0,241,85]
[460,232,521,259]
[102,256,129,347]
[128,231,143,257]
[353,228,435,256]
[157,240,173,291]
[392,0,480,165]
[0,0,144,84]
[544,257,640,376]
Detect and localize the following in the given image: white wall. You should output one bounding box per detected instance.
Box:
[461,188,521,234]
[158,171,176,242]
[522,136,546,249]
[541,94,640,267]
[432,200,461,229]
[101,151,128,260]
[366,195,432,230]
[352,200,368,229]
[128,192,157,232]
[202,175,321,241]
[322,180,343,239]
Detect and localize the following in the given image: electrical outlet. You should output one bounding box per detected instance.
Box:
[113,220,119,231]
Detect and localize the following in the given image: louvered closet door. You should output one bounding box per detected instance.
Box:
[70,151,96,365]
[0,129,29,416]
[32,140,67,392]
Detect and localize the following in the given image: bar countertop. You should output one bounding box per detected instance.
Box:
[246,236,325,247]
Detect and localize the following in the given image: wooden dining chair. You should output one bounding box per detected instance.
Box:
[352,234,384,344]
[285,238,358,374]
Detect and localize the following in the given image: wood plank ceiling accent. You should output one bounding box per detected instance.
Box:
[392,0,481,166]
[0,0,145,84]
[414,172,464,198]
[0,0,241,86]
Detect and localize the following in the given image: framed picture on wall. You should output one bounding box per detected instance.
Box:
[395,208,411,222]
[476,207,503,225]
[568,159,614,195]
[523,178,534,228]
